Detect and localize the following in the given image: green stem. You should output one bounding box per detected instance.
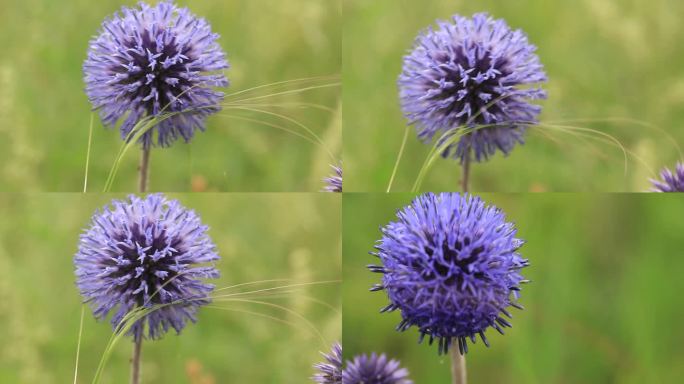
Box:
[138,147,150,193]
[451,349,467,384]
[461,153,471,193]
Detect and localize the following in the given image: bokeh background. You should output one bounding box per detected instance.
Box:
[344,193,684,383]
[344,0,684,192]
[0,193,341,383]
[0,0,341,192]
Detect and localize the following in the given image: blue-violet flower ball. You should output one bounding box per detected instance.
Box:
[399,13,547,163]
[313,342,343,384]
[369,192,528,354]
[74,194,220,341]
[343,353,412,384]
[651,162,684,192]
[323,164,343,193]
[84,1,229,149]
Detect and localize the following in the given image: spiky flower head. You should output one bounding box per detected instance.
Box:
[399,13,547,163]
[84,1,229,149]
[323,164,343,193]
[74,194,220,341]
[651,162,684,192]
[312,342,343,384]
[370,193,528,355]
[342,353,412,384]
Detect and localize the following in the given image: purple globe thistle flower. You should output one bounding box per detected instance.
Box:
[651,162,684,192]
[343,353,413,384]
[369,193,528,355]
[399,13,547,163]
[312,342,343,384]
[323,164,343,193]
[74,194,220,341]
[84,1,229,149]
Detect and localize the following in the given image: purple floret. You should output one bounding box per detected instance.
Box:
[343,353,412,384]
[370,193,528,354]
[323,164,343,193]
[313,342,343,384]
[651,162,684,192]
[399,13,547,163]
[84,1,229,148]
[74,194,220,341]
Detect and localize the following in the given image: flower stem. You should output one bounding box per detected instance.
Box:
[138,147,150,193]
[130,338,142,384]
[451,350,467,384]
[461,154,471,192]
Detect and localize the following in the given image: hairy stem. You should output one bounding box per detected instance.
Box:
[138,147,150,193]
[461,153,471,192]
[130,338,142,384]
[451,350,467,384]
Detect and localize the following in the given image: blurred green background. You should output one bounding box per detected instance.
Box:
[344,0,684,192]
[344,193,684,383]
[0,0,341,192]
[0,193,341,383]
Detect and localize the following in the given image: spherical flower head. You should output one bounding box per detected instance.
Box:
[323,164,343,193]
[370,193,528,355]
[74,194,220,341]
[651,162,684,192]
[84,1,229,149]
[342,353,412,384]
[312,342,343,384]
[399,13,547,163]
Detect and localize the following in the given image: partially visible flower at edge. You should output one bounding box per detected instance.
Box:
[323,164,343,193]
[313,342,343,384]
[343,353,413,384]
[651,162,684,192]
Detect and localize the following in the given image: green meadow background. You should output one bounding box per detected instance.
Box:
[0,0,341,192]
[344,0,684,192]
[0,193,341,383]
[344,194,684,383]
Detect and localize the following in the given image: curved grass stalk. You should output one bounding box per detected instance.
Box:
[534,123,656,178]
[83,114,94,193]
[103,112,181,192]
[223,105,336,160]
[546,117,683,160]
[212,278,294,294]
[91,280,338,382]
[531,125,613,162]
[223,75,340,100]
[210,280,341,300]
[213,298,327,345]
[218,113,321,147]
[102,76,339,191]
[238,293,341,315]
[91,306,156,384]
[536,123,630,176]
[227,82,340,104]
[412,125,497,192]
[204,305,304,331]
[224,101,337,114]
[387,125,410,193]
[410,115,663,191]
[410,95,515,192]
[73,305,85,384]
